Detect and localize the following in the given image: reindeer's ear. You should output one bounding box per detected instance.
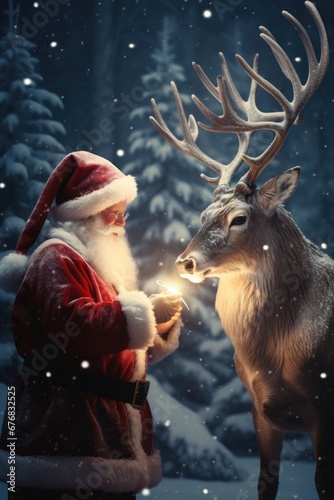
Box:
[256,167,300,214]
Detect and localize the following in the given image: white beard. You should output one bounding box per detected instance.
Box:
[52,217,138,293]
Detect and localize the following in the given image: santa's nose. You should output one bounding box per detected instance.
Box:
[115,214,127,226]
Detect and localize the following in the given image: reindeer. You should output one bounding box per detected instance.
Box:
[149,2,333,499]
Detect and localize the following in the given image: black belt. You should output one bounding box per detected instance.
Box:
[24,361,150,410]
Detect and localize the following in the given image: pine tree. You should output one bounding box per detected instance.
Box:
[0,1,66,252]
[124,16,217,316]
[123,16,229,408]
[0,1,66,382]
[121,17,251,464]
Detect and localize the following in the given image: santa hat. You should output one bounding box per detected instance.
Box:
[0,151,137,293]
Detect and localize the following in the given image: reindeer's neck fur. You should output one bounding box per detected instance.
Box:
[215,208,316,345]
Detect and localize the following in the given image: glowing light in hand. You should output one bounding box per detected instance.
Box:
[156,280,190,310]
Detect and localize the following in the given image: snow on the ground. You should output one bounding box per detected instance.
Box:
[138,457,317,499]
[149,376,245,480]
[0,458,318,500]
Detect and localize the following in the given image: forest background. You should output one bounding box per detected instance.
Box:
[0,0,333,487]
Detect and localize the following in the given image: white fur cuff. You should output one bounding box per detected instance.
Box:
[118,290,156,350]
[148,318,183,364]
[0,450,161,492]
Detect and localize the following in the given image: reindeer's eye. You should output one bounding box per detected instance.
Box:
[230,215,247,227]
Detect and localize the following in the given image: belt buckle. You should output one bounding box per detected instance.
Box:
[131,379,150,410]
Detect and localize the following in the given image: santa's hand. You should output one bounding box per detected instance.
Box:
[149,292,182,324]
[156,305,182,335]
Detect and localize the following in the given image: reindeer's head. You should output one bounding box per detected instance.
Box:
[150,1,328,284]
[176,167,300,282]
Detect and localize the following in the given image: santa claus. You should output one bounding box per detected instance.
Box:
[0,151,183,500]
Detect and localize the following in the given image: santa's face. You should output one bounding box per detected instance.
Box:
[73,204,137,291]
[100,200,128,232]
[50,199,137,291]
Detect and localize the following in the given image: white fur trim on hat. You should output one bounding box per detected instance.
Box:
[52,175,137,221]
[118,290,156,350]
[0,252,29,294]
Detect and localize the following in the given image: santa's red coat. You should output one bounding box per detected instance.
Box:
[0,231,182,493]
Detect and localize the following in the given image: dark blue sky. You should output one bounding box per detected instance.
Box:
[6,0,333,153]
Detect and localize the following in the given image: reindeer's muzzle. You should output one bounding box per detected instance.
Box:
[176,256,196,275]
[175,255,205,283]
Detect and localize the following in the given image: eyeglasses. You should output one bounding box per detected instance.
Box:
[109,211,130,221]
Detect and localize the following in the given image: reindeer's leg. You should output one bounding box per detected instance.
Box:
[252,406,284,500]
[310,415,334,499]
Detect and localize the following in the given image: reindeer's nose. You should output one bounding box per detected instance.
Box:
[176,256,196,275]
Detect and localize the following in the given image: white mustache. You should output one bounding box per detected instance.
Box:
[93,221,126,237]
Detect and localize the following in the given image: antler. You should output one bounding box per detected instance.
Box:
[149,1,329,188]
[150,78,253,186]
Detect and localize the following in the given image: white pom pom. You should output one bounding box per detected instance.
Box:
[0,252,29,294]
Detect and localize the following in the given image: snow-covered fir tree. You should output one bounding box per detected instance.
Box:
[123,16,219,327]
[0,1,66,252]
[121,15,253,467]
[124,21,203,253]
[0,1,66,382]
[123,15,225,395]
